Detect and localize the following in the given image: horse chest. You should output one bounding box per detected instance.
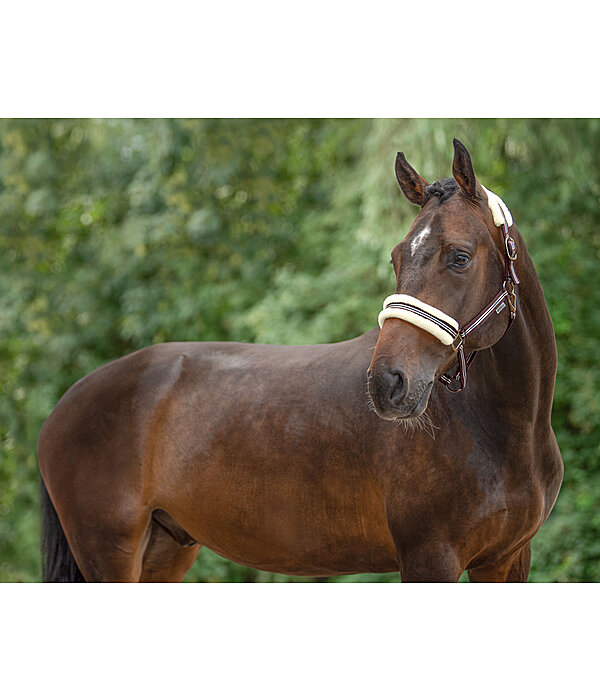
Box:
[377,425,546,559]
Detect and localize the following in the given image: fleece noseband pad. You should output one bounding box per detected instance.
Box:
[378,294,459,345]
[481,185,513,227]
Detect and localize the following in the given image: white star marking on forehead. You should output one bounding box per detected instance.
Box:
[410,224,431,256]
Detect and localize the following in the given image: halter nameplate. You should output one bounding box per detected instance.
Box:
[378,294,459,345]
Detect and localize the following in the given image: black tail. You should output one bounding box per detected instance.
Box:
[40,479,85,582]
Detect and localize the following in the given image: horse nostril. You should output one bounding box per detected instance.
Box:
[388,369,408,406]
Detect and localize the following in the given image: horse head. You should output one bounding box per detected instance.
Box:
[367,139,518,421]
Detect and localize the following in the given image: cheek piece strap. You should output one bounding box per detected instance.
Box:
[377,197,519,393]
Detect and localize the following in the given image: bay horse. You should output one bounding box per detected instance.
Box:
[38,139,564,582]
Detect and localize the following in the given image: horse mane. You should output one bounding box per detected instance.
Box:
[424,178,460,204]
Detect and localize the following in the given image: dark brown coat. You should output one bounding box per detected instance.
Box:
[38,141,563,582]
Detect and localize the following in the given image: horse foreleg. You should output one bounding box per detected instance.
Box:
[467,542,531,583]
[398,542,464,583]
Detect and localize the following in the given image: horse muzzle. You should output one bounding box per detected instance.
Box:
[367,314,448,420]
[367,364,434,420]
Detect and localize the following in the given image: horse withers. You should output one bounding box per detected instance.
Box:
[38,139,564,582]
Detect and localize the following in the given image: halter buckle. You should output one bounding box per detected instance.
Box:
[505,236,518,260]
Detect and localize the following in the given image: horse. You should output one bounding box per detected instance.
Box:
[38,139,564,582]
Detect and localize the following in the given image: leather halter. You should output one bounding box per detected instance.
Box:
[379,209,520,393]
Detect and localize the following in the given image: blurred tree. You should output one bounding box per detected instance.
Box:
[0,118,598,582]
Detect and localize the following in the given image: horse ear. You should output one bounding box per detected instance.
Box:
[395,152,429,206]
[452,138,479,200]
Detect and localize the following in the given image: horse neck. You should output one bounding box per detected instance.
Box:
[476,225,557,426]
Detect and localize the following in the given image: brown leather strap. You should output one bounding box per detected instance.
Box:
[439,217,519,392]
[439,349,477,392]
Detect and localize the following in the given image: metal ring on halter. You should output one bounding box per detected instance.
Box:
[445,378,465,394]
[451,333,464,352]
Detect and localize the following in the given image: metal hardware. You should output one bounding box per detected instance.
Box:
[505,236,517,260]
[451,334,464,352]
[507,290,517,318]
[445,380,465,393]
[503,280,517,318]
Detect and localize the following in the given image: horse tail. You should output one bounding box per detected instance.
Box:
[40,478,85,582]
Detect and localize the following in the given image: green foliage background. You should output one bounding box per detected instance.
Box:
[1,118,598,582]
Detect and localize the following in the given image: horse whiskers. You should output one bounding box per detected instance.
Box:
[392,409,438,440]
[365,394,377,416]
[364,384,438,439]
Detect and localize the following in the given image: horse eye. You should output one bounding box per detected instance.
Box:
[450,252,471,268]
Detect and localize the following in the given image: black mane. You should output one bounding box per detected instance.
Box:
[424,177,460,204]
